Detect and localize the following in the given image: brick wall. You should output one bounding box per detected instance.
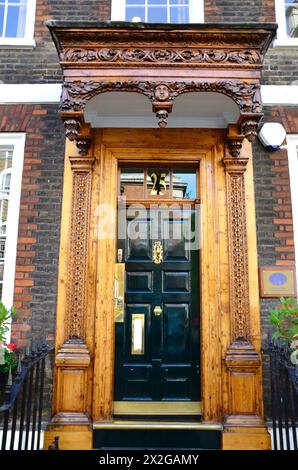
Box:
[204,0,276,22]
[2,1,298,86]
[253,105,298,417]
[0,104,65,347]
[0,0,111,84]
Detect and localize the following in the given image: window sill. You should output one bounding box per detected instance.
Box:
[0,39,36,49]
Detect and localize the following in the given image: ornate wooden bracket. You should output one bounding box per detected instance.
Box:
[47,21,277,152]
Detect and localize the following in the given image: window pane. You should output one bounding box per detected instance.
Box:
[126,6,145,21]
[126,0,145,4]
[0,149,13,292]
[148,0,167,4]
[170,6,189,23]
[120,168,144,199]
[5,5,26,38]
[170,0,189,4]
[0,6,4,36]
[285,1,298,37]
[172,170,196,199]
[147,7,167,22]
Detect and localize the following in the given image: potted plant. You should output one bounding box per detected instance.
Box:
[269,297,298,342]
[0,302,18,391]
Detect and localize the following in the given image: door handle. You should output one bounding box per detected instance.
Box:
[153,305,162,317]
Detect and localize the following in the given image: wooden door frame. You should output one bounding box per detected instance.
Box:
[93,133,205,421]
[44,21,276,450]
[44,127,270,450]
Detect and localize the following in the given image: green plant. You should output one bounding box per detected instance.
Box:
[0,343,18,374]
[0,302,16,344]
[269,297,298,342]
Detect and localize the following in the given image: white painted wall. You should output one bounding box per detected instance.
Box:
[287,134,298,294]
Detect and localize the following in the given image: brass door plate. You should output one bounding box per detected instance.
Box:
[113,401,202,416]
[131,313,145,355]
[114,263,125,323]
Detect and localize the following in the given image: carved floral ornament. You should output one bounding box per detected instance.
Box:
[61,47,261,66]
[61,78,262,137]
[47,22,277,151]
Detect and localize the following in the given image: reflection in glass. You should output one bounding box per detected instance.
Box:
[120,168,144,199]
[170,5,189,23]
[285,1,298,37]
[172,170,196,199]
[126,6,145,21]
[0,148,13,299]
[148,6,167,22]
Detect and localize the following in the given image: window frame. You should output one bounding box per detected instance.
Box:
[287,134,298,294]
[0,133,25,341]
[0,0,36,48]
[274,0,298,47]
[111,0,204,23]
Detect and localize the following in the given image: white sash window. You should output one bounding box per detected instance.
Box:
[275,0,298,46]
[111,0,204,23]
[0,134,25,322]
[0,0,36,47]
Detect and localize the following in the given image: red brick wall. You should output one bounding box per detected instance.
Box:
[0,104,64,348]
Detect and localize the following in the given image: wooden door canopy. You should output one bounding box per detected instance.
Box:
[47,21,277,155]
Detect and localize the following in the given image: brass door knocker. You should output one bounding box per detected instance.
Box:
[153,241,163,264]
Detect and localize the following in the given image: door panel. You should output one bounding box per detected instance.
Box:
[114,206,200,409]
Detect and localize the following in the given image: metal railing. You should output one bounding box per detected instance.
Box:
[0,343,53,450]
[265,339,298,450]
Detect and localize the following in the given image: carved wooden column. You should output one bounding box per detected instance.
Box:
[44,127,94,450]
[222,126,270,450]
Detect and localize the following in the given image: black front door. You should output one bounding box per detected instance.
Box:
[114,206,200,410]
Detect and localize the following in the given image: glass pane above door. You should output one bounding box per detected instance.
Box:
[120,166,197,200]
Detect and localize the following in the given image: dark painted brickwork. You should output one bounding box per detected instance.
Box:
[1,0,297,85]
[263,48,298,85]
[204,0,275,22]
[253,105,298,418]
[0,104,65,347]
[0,0,111,83]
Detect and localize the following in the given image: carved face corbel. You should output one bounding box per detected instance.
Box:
[63,117,82,141]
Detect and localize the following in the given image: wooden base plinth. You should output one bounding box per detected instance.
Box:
[43,412,92,450]
[44,429,92,450]
[222,426,271,450]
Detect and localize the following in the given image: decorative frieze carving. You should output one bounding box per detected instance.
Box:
[62,47,261,66]
[60,79,262,116]
[66,155,95,339]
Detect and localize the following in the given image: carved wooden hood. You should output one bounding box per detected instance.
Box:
[47,21,277,155]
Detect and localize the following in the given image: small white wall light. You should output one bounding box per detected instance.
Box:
[258,122,286,152]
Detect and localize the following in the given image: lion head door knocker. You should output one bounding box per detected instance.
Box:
[153,241,163,265]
